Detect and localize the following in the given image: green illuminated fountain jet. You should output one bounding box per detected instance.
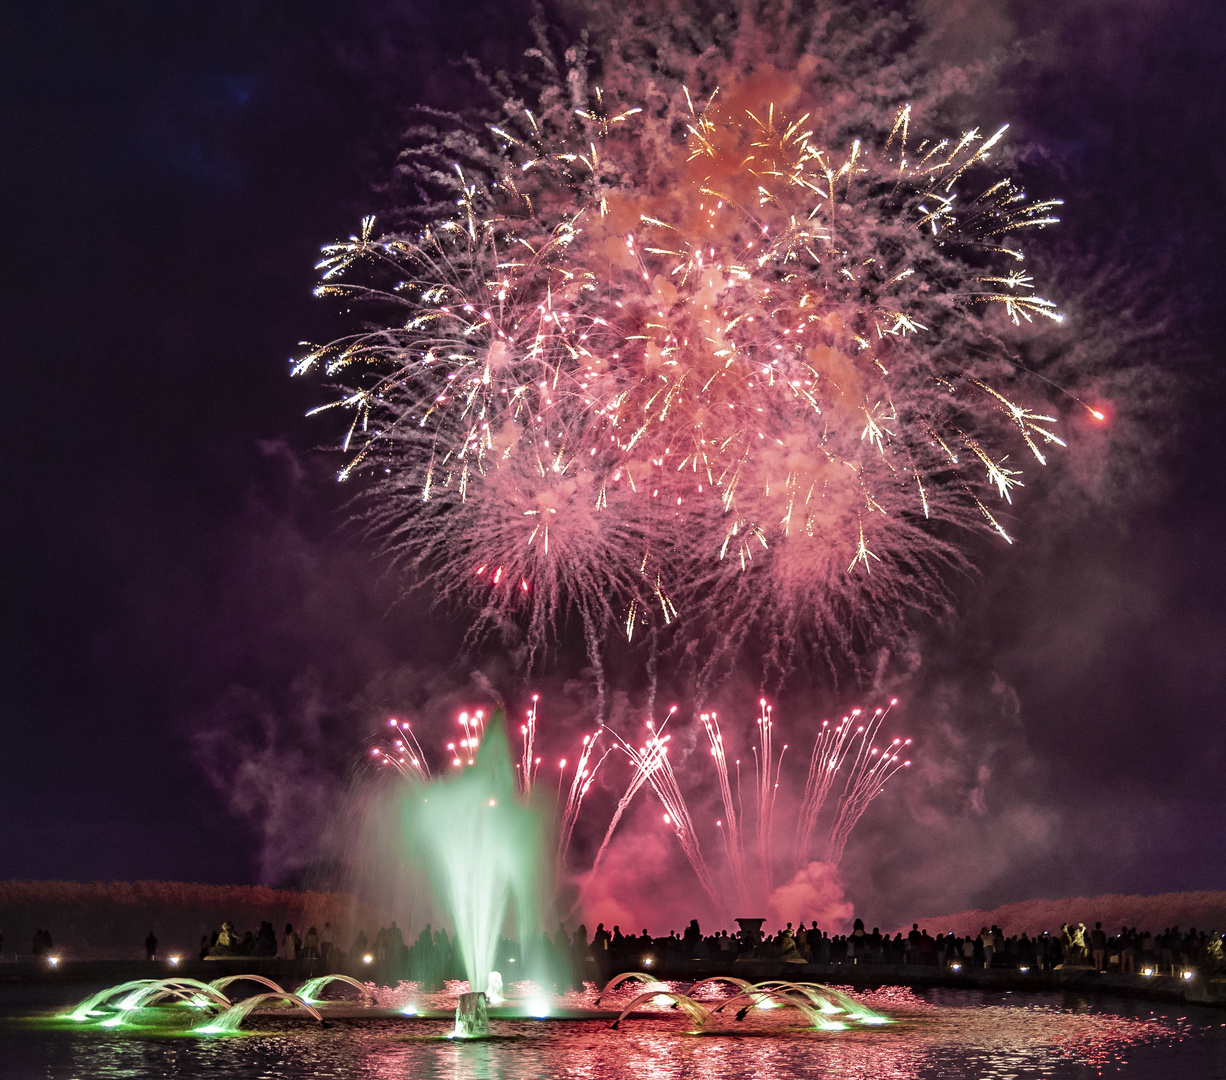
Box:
[397,711,546,1034]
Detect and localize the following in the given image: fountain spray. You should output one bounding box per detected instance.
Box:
[397,710,548,1035]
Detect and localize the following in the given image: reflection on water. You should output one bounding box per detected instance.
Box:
[4,984,1225,1080]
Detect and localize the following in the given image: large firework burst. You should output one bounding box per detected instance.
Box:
[296,16,1076,690]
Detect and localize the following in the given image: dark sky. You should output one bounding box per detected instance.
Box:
[2,0,1224,923]
[0,0,537,884]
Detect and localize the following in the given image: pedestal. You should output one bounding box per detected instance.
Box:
[454,991,490,1038]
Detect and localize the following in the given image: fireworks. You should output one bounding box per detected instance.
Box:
[369,717,431,782]
[296,15,1081,686]
[374,696,911,916]
[687,699,910,910]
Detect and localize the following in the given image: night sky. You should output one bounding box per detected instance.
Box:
[3,0,1224,926]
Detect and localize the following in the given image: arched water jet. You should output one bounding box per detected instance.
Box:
[110,979,231,1019]
[595,972,663,1006]
[750,979,843,1014]
[210,975,288,997]
[687,976,753,999]
[807,983,889,1024]
[706,980,884,1025]
[608,992,710,1030]
[194,992,325,1034]
[706,987,845,1031]
[65,980,160,1022]
[296,974,377,1005]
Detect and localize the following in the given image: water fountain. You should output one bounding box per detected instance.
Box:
[40,966,1210,1077]
[66,978,232,1024]
[57,712,899,1040]
[605,978,889,1031]
[55,715,555,1038]
[60,975,328,1033]
[393,712,547,1036]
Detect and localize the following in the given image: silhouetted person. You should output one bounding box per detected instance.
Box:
[572,923,589,979]
[806,922,821,961]
[1091,922,1107,971]
[32,929,52,957]
[609,925,625,969]
[257,921,277,956]
[1121,927,1137,974]
[907,924,921,964]
[145,930,158,961]
[851,919,866,962]
[979,927,994,968]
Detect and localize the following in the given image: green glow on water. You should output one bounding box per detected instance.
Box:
[64,980,157,1022]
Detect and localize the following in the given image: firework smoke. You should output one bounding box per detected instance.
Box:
[295,4,1081,693]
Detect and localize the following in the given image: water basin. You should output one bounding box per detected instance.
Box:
[4,979,1224,1079]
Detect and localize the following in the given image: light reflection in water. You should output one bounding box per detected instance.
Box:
[9,986,1222,1080]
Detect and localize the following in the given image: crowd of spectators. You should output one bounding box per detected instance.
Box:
[195,919,337,962]
[557,918,1226,979]
[5,916,1222,982]
[729,919,1226,977]
[331,916,1226,986]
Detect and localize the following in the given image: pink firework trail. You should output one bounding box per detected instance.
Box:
[369,717,432,782]
[587,713,675,884]
[794,699,906,865]
[601,699,913,912]
[751,699,787,894]
[827,733,913,866]
[609,713,722,909]
[700,710,750,906]
[518,695,541,794]
[558,729,611,868]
